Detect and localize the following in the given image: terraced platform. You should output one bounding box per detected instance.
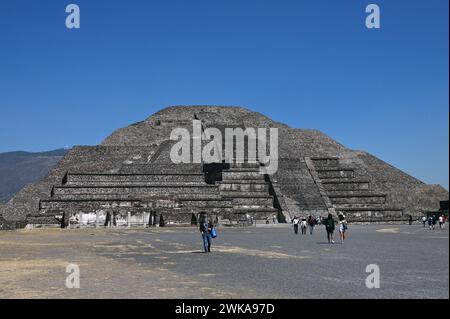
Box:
[0,105,447,228]
[34,156,278,227]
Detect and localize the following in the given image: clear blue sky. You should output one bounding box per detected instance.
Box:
[0,0,448,189]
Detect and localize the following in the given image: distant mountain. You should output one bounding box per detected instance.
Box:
[0,149,69,203]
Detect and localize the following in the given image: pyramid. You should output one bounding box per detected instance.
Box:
[1,105,448,228]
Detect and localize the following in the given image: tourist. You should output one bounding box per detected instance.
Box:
[199,214,213,253]
[338,214,348,244]
[438,215,445,229]
[422,216,427,227]
[300,217,307,235]
[432,215,437,229]
[428,216,434,230]
[324,214,335,244]
[307,215,315,235]
[292,216,299,235]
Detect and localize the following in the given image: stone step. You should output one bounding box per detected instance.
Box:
[226,167,260,172]
[320,178,371,183]
[222,171,265,180]
[40,199,140,210]
[50,194,157,201]
[229,162,260,169]
[329,194,386,205]
[325,190,380,196]
[219,183,269,192]
[315,167,354,172]
[65,173,205,185]
[333,203,386,209]
[234,207,278,213]
[39,194,225,210]
[52,185,218,196]
[40,198,192,212]
[179,199,233,208]
[65,181,206,187]
[219,179,267,184]
[317,169,355,179]
[314,165,352,170]
[220,191,270,198]
[176,194,223,200]
[232,207,279,220]
[335,206,400,212]
[51,192,218,201]
[322,181,370,191]
[120,163,203,174]
[231,196,274,207]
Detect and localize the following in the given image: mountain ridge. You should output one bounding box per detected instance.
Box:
[0,149,69,202]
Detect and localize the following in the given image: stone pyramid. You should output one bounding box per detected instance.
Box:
[1,105,448,228]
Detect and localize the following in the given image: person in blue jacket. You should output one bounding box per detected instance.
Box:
[199,214,214,253]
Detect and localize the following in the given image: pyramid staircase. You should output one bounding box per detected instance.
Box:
[218,161,278,222]
[307,157,404,221]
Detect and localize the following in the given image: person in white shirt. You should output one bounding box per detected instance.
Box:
[300,217,307,235]
[422,216,427,228]
[439,215,445,229]
[338,214,348,244]
[292,216,300,235]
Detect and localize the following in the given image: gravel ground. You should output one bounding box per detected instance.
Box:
[0,223,448,299]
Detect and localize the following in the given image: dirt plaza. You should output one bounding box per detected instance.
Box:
[0,224,448,299]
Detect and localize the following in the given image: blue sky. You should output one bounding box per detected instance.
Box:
[0,0,448,188]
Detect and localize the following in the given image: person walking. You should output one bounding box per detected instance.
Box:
[324,214,335,244]
[408,215,413,226]
[422,216,427,228]
[316,216,321,225]
[338,214,348,244]
[427,215,434,230]
[439,215,445,229]
[292,216,299,235]
[432,215,437,230]
[300,217,307,235]
[307,215,315,235]
[199,214,213,253]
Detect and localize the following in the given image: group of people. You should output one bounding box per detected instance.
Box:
[200,212,449,252]
[292,213,348,244]
[421,214,447,230]
[323,213,348,244]
[292,215,317,235]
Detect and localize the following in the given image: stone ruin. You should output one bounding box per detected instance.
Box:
[0,105,448,229]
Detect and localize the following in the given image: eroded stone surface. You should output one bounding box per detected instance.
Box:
[0,105,448,226]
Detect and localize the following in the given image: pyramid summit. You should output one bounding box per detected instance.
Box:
[1,105,448,228]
